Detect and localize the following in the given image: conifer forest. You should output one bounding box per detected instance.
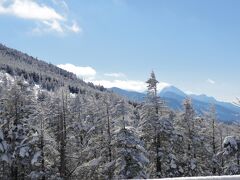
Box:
[0,44,240,179]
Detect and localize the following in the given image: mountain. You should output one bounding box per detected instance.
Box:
[189,94,240,118]
[0,43,151,179]
[189,94,217,104]
[160,86,187,98]
[110,86,240,123]
[1,42,239,123]
[1,43,240,179]
[158,86,187,110]
[0,43,106,94]
[109,87,146,102]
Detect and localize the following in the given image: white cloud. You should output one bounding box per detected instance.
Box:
[104,72,126,78]
[67,21,82,33]
[157,82,170,91]
[57,63,170,92]
[0,0,64,20]
[92,80,146,92]
[92,79,169,92]
[185,90,194,95]
[0,0,81,34]
[52,0,69,10]
[57,64,96,79]
[207,78,215,84]
[42,19,64,33]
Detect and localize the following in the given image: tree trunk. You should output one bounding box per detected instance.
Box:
[60,91,67,178]
[237,151,240,165]
[41,124,45,180]
[220,130,224,175]
[10,165,18,180]
[106,106,112,162]
[156,134,161,178]
[212,119,216,175]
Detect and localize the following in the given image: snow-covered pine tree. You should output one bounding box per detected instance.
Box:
[139,71,178,178]
[202,105,220,175]
[73,93,115,179]
[34,90,61,179]
[113,126,149,179]
[209,106,218,175]
[174,99,205,176]
[97,94,118,179]
[221,136,240,175]
[0,79,43,179]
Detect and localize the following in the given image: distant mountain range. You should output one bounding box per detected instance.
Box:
[109,86,240,123]
[0,42,239,123]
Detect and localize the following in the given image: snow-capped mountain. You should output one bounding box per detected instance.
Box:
[110,86,240,122]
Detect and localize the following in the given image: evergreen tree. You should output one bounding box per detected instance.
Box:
[139,71,178,178]
[113,127,149,179]
[0,80,42,179]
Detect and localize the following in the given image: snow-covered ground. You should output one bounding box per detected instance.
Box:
[162,175,240,180]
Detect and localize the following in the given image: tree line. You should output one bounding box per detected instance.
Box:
[0,71,239,180]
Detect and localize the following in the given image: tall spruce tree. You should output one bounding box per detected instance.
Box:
[139,71,178,178]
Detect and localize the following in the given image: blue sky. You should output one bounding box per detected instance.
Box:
[0,0,239,102]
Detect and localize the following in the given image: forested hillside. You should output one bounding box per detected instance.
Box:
[0,43,105,93]
[0,45,240,179]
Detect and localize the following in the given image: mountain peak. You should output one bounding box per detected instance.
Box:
[160,85,187,97]
[190,94,217,104]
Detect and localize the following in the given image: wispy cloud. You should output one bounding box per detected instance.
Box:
[52,0,69,11]
[92,79,147,92]
[104,72,126,78]
[92,80,169,92]
[207,78,216,84]
[58,63,170,92]
[185,90,194,95]
[67,21,82,33]
[0,0,81,34]
[157,82,170,92]
[57,64,96,80]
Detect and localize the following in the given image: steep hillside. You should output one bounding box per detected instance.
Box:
[0,44,144,179]
[0,43,105,93]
